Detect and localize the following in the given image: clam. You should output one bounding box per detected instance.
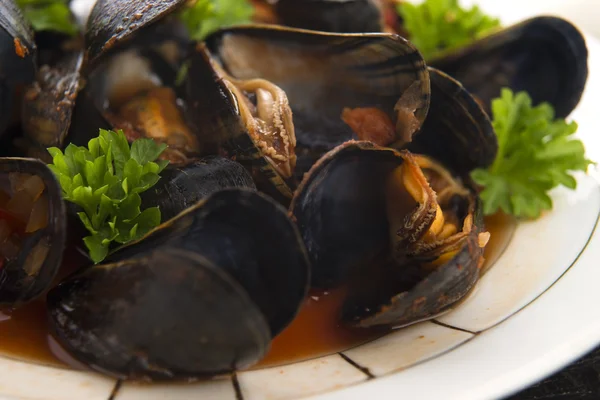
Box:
[48,188,309,380]
[0,158,66,307]
[200,25,430,182]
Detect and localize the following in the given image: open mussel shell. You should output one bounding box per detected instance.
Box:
[69,0,202,164]
[140,156,256,221]
[0,0,36,137]
[48,189,310,380]
[20,52,85,160]
[184,43,297,202]
[290,141,485,328]
[271,0,384,33]
[405,68,497,175]
[341,197,483,328]
[0,158,66,306]
[203,25,430,180]
[430,16,588,118]
[85,0,188,66]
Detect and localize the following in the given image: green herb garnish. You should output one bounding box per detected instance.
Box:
[471,89,594,219]
[178,0,253,41]
[398,0,500,60]
[16,0,78,36]
[48,129,169,263]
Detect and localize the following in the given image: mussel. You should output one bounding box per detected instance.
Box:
[0,158,66,306]
[0,0,36,139]
[3,0,87,160]
[289,67,495,327]
[48,188,310,380]
[202,25,430,181]
[268,0,385,34]
[290,141,486,328]
[140,156,256,221]
[428,16,588,118]
[68,0,198,164]
[259,2,588,117]
[19,52,85,161]
[407,67,497,175]
[183,42,297,201]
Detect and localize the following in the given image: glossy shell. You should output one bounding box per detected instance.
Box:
[290,141,484,328]
[0,158,66,306]
[341,198,483,328]
[20,52,85,160]
[203,25,430,179]
[85,0,187,66]
[140,156,257,221]
[48,189,310,380]
[0,0,36,136]
[290,141,400,289]
[430,16,588,118]
[405,67,497,175]
[272,0,384,33]
[184,43,297,202]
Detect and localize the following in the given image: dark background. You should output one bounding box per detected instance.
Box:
[507,345,600,399]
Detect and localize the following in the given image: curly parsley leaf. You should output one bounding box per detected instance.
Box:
[16,0,78,36]
[471,89,594,219]
[178,0,253,41]
[398,0,500,60]
[48,129,168,263]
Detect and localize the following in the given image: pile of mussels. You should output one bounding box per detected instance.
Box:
[0,0,588,381]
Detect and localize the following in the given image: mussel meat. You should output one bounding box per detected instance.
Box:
[48,188,309,380]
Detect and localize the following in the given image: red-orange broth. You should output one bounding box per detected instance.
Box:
[0,214,516,370]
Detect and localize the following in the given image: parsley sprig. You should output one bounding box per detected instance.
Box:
[471,89,594,219]
[178,0,253,41]
[48,129,169,263]
[398,0,500,60]
[16,0,78,36]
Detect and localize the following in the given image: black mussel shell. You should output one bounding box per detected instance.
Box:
[48,189,310,380]
[141,156,256,221]
[290,141,484,328]
[184,42,297,202]
[0,0,36,136]
[85,0,188,67]
[405,68,497,175]
[204,25,430,180]
[0,158,66,306]
[341,198,483,328]
[20,52,85,160]
[273,0,384,33]
[290,141,401,289]
[430,16,588,118]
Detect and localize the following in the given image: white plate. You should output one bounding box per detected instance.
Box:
[2,1,599,400]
